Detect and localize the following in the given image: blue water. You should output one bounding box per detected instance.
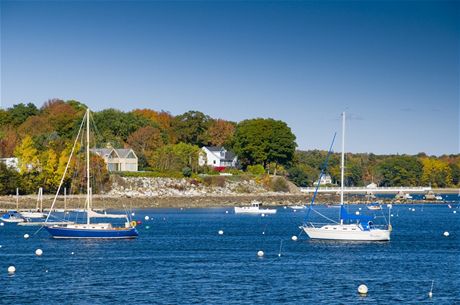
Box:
[1,203,459,304]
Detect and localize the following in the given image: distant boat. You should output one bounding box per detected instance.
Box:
[404,194,413,200]
[44,109,138,239]
[20,187,46,219]
[300,112,392,241]
[234,201,277,214]
[367,204,382,211]
[289,205,306,210]
[1,211,26,223]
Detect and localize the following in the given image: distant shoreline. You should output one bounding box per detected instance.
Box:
[0,191,458,210]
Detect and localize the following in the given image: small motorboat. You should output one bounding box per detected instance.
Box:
[367,204,382,211]
[1,211,26,223]
[234,201,277,214]
[289,205,306,210]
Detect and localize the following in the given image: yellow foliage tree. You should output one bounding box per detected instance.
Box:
[420,158,452,188]
[15,135,40,173]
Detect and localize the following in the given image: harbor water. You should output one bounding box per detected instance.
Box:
[1,202,459,304]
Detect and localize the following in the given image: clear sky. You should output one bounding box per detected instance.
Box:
[1,0,459,155]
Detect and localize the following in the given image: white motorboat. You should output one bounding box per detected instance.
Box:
[300,112,391,241]
[289,205,306,210]
[234,201,277,214]
[367,204,382,211]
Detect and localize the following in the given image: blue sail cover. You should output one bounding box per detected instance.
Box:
[340,206,373,223]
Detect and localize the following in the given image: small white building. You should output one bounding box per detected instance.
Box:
[316,174,333,185]
[0,157,19,171]
[199,146,238,168]
[90,148,138,172]
[366,182,378,188]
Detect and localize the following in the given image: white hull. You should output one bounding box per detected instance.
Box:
[234,207,277,214]
[20,211,46,219]
[301,224,390,241]
[289,206,306,210]
[1,217,25,223]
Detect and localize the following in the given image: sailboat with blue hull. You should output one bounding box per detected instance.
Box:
[44,108,138,239]
[300,112,391,241]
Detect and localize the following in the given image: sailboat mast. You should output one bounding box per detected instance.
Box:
[340,112,345,224]
[86,108,91,225]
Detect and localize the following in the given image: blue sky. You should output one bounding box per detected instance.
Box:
[1,0,459,155]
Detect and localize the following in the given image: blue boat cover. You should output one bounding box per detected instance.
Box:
[340,206,373,223]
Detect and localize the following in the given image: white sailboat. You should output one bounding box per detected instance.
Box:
[21,187,46,219]
[300,112,391,241]
[44,108,138,239]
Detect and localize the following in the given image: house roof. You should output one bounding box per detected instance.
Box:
[90,148,136,158]
[223,151,236,161]
[202,146,236,161]
[204,146,224,152]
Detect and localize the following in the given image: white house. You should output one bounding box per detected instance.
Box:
[199,146,238,168]
[90,148,138,172]
[315,174,333,185]
[0,157,19,171]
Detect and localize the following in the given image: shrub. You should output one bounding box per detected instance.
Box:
[182,167,192,177]
[271,177,289,192]
[247,164,265,175]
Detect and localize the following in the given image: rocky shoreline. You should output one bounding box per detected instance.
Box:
[0,176,456,210]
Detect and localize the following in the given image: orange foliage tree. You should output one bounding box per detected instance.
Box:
[206,119,236,146]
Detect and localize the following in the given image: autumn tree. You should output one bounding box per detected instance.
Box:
[41,99,82,138]
[15,135,40,173]
[205,119,236,146]
[420,158,452,187]
[0,127,19,157]
[126,125,164,169]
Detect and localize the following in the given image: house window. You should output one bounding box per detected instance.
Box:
[213,160,216,164]
[127,152,136,159]
[108,163,119,171]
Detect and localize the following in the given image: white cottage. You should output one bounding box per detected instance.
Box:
[315,174,333,185]
[90,148,138,172]
[199,146,238,168]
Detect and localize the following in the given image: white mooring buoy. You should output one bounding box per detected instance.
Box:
[358,284,368,295]
[35,249,43,256]
[144,216,150,221]
[443,231,449,237]
[8,266,15,274]
[428,280,434,298]
[257,250,264,257]
[225,210,229,214]
[355,211,360,215]
[291,235,298,241]
[24,234,30,239]
[0,222,4,226]
[218,230,224,235]
[131,212,135,216]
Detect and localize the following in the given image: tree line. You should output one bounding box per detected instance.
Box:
[0,99,458,195]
